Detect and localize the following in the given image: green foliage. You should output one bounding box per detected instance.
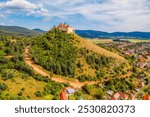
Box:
[33,75,50,82]
[104,78,136,92]
[82,84,104,99]
[1,69,15,80]
[0,25,41,37]
[0,83,7,93]
[44,81,64,97]
[30,29,118,81]
[31,29,77,77]
[35,91,43,97]
[143,86,150,95]
[0,34,70,100]
[77,75,96,82]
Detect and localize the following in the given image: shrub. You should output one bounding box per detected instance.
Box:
[0,83,7,92]
[1,69,15,80]
[35,91,43,97]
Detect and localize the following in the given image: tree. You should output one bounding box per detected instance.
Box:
[35,91,43,97]
[0,83,7,93]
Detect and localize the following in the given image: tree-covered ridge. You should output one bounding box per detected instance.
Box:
[30,29,78,77]
[30,29,129,82]
[0,25,41,37]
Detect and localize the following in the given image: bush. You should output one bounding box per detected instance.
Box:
[44,82,64,96]
[35,91,43,97]
[1,69,15,80]
[0,83,7,92]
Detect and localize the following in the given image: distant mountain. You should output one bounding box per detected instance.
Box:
[0,25,41,37]
[75,30,150,39]
[33,28,46,33]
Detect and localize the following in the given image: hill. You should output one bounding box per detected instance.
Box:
[30,29,130,82]
[0,29,145,100]
[0,25,41,37]
[33,28,46,33]
[76,30,150,39]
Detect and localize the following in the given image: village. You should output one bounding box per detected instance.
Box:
[100,41,150,71]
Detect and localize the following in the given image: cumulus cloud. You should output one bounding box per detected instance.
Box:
[0,0,50,18]
[0,0,37,10]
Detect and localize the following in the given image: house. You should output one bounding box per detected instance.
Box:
[66,87,76,95]
[138,81,145,88]
[107,90,114,96]
[112,92,128,100]
[135,88,140,92]
[60,89,68,100]
[139,57,146,62]
[143,95,150,100]
[56,23,74,33]
[60,87,77,100]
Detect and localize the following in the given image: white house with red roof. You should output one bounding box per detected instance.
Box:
[112,92,128,100]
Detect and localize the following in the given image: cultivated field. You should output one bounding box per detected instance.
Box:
[128,39,150,43]
[88,39,113,44]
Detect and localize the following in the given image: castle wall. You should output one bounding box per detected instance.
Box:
[56,23,74,33]
[67,27,74,33]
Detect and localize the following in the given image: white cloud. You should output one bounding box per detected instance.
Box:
[43,0,150,31]
[0,0,37,10]
[0,0,50,18]
[0,0,150,31]
[0,14,5,18]
[0,22,5,25]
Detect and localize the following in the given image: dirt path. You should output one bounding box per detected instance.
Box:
[24,46,99,89]
[24,46,132,89]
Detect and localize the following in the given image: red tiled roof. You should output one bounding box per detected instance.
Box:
[60,91,68,100]
[112,92,128,100]
[143,95,150,100]
[119,92,128,99]
[139,57,146,62]
[58,24,67,28]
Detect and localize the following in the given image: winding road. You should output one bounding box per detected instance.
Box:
[24,46,132,89]
[24,46,99,88]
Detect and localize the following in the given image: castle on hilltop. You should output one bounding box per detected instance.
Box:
[54,23,74,33]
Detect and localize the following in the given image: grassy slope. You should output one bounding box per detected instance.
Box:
[74,35,126,61]
[88,39,113,44]
[0,76,48,100]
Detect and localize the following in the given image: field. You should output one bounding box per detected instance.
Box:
[88,39,113,44]
[88,38,150,44]
[128,39,150,43]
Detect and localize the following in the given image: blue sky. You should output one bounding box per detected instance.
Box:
[0,0,150,32]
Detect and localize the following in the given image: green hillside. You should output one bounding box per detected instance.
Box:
[0,25,41,37]
[0,30,149,100]
[0,35,65,100]
[30,29,130,82]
